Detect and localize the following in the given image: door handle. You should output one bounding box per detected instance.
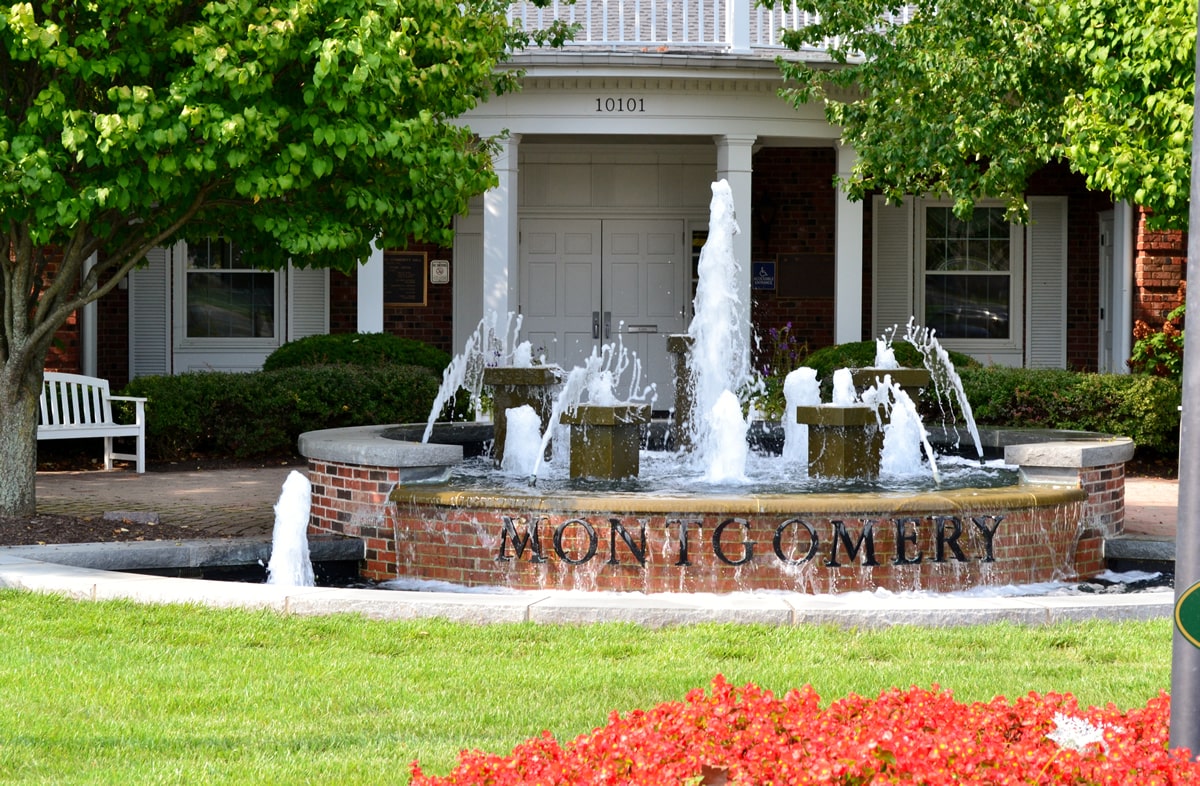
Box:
[604,311,611,340]
[592,311,600,340]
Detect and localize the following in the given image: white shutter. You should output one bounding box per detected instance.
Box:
[287,264,329,341]
[128,246,170,378]
[1025,196,1068,368]
[872,196,915,338]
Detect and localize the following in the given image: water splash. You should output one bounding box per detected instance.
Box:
[782,367,820,463]
[863,376,941,483]
[705,390,749,483]
[422,312,523,443]
[686,180,753,478]
[499,405,543,477]
[266,470,315,587]
[888,318,984,459]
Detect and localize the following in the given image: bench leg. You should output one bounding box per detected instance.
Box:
[104,436,114,471]
[136,429,145,474]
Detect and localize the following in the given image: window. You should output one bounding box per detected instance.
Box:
[920,205,1015,341]
[185,239,277,339]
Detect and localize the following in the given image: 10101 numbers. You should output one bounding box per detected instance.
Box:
[595,97,645,113]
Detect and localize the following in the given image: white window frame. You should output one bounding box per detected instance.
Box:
[914,198,1024,357]
[173,239,284,351]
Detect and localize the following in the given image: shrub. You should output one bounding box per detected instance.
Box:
[1130,292,1185,380]
[123,365,442,462]
[411,676,1193,785]
[262,332,451,374]
[779,340,979,405]
[803,340,980,383]
[958,366,1182,455]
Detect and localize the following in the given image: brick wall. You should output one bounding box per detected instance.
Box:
[97,287,130,388]
[328,240,456,355]
[1133,209,1186,328]
[307,459,404,579]
[750,148,842,356]
[307,453,1104,591]
[376,498,1101,592]
[1079,462,1126,539]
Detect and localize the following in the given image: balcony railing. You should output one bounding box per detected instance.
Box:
[507,0,914,54]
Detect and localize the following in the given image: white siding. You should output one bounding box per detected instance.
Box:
[872,197,914,338]
[128,246,171,378]
[1026,196,1068,368]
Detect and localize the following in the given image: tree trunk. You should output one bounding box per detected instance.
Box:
[0,365,44,519]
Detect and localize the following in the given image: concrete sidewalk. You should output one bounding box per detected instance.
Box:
[35,465,1180,542]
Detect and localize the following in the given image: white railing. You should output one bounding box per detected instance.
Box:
[507,0,833,52]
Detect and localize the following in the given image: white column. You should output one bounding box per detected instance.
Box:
[834,141,864,343]
[715,134,756,350]
[356,241,384,333]
[484,134,520,321]
[1111,202,1135,373]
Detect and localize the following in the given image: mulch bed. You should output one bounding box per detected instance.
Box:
[0,514,203,547]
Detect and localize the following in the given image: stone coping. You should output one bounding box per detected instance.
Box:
[299,425,463,468]
[1004,438,1136,470]
[391,484,1086,517]
[0,553,1172,627]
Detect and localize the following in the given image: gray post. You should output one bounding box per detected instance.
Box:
[1169,2,1200,752]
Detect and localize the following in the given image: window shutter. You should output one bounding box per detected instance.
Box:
[287,264,329,341]
[1026,196,1067,368]
[128,246,170,378]
[872,196,914,338]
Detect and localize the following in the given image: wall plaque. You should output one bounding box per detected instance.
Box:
[777,253,835,299]
[384,251,427,307]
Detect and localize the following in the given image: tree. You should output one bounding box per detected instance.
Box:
[769,0,1195,227]
[1,0,570,517]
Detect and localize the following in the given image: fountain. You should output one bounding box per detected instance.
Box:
[299,181,1135,595]
[266,470,315,587]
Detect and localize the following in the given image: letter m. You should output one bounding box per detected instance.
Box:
[497,516,547,563]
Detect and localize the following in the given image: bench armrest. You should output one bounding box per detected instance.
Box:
[108,395,148,403]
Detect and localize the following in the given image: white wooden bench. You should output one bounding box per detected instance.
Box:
[38,372,147,473]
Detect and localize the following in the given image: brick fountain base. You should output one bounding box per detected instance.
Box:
[299,425,1134,595]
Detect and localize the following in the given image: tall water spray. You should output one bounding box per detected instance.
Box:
[687,180,753,478]
[266,470,315,587]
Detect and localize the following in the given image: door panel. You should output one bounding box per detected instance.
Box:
[519,218,685,409]
[603,220,686,408]
[520,219,602,369]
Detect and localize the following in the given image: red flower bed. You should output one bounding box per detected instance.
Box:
[411,676,1198,785]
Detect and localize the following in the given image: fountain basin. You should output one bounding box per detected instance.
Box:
[299,424,1134,594]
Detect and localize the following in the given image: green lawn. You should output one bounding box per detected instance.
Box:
[0,590,1172,785]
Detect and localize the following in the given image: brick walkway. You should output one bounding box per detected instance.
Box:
[36,465,297,538]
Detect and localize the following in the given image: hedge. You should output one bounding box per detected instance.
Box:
[122,365,443,462]
[958,366,1182,455]
[262,332,451,373]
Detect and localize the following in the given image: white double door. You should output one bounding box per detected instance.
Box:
[520,218,687,410]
